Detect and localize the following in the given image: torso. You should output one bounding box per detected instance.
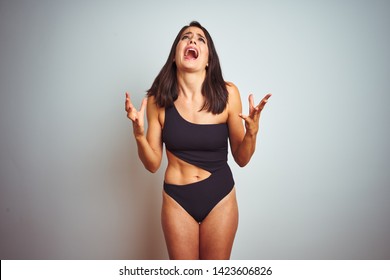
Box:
[161,98,229,186]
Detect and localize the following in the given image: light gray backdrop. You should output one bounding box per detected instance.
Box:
[0,0,389,259]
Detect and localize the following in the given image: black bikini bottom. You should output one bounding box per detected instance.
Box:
[163,164,235,223]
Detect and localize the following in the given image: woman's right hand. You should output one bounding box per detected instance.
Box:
[125,92,147,138]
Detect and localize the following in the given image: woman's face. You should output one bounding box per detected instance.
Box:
[174,26,209,72]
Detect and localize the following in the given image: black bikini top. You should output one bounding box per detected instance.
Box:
[162,105,229,173]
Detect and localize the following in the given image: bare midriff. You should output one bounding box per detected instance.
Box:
[164,150,211,185]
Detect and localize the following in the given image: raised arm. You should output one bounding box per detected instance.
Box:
[125,92,163,173]
[226,83,271,167]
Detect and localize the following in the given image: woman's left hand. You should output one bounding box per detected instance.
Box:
[239,93,272,136]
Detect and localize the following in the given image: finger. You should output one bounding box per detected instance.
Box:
[139,97,147,115]
[129,102,136,113]
[257,93,272,111]
[248,94,255,109]
[128,112,138,123]
[239,113,250,121]
[125,92,131,103]
[126,91,131,100]
[239,113,256,130]
[125,92,131,112]
[126,99,135,113]
[126,91,134,104]
[248,94,258,118]
[127,100,139,121]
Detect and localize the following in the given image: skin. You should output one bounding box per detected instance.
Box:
[125,26,271,259]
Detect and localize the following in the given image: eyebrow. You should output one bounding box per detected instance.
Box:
[182,31,206,41]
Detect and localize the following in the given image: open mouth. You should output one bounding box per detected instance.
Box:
[184,47,199,60]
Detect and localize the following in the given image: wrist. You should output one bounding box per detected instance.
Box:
[134,132,145,141]
[245,129,258,138]
[132,125,145,140]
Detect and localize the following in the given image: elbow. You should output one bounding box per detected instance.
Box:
[236,160,249,168]
[144,162,160,173]
[233,155,250,168]
[139,155,161,173]
[147,167,159,173]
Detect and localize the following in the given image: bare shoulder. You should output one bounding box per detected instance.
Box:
[225,81,242,112]
[146,95,161,114]
[226,81,240,96]
[225,82,245,147]
[146,95,164,127]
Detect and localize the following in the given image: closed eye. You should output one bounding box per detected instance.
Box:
[181,31,206,43]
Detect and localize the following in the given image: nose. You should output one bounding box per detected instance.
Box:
[189,39,197,45]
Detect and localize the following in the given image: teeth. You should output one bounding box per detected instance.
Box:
[185,48,198,58]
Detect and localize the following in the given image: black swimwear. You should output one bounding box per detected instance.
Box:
[162,105,235,223]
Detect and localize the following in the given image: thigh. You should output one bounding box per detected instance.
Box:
[161,191,200,260]
[199,187,239,260]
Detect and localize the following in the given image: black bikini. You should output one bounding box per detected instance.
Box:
[162,105,235,223]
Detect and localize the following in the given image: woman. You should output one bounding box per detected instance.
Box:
[125,21,271,260]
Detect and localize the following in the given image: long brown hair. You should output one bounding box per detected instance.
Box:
[147,21,228,114]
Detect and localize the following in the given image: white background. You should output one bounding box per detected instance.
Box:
[1,0,389,259]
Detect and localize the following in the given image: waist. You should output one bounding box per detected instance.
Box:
[164,161,232,186]
[164,150,229,185]
[164,164,208,185]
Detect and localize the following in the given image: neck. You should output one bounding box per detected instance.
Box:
[176,70,206,100]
